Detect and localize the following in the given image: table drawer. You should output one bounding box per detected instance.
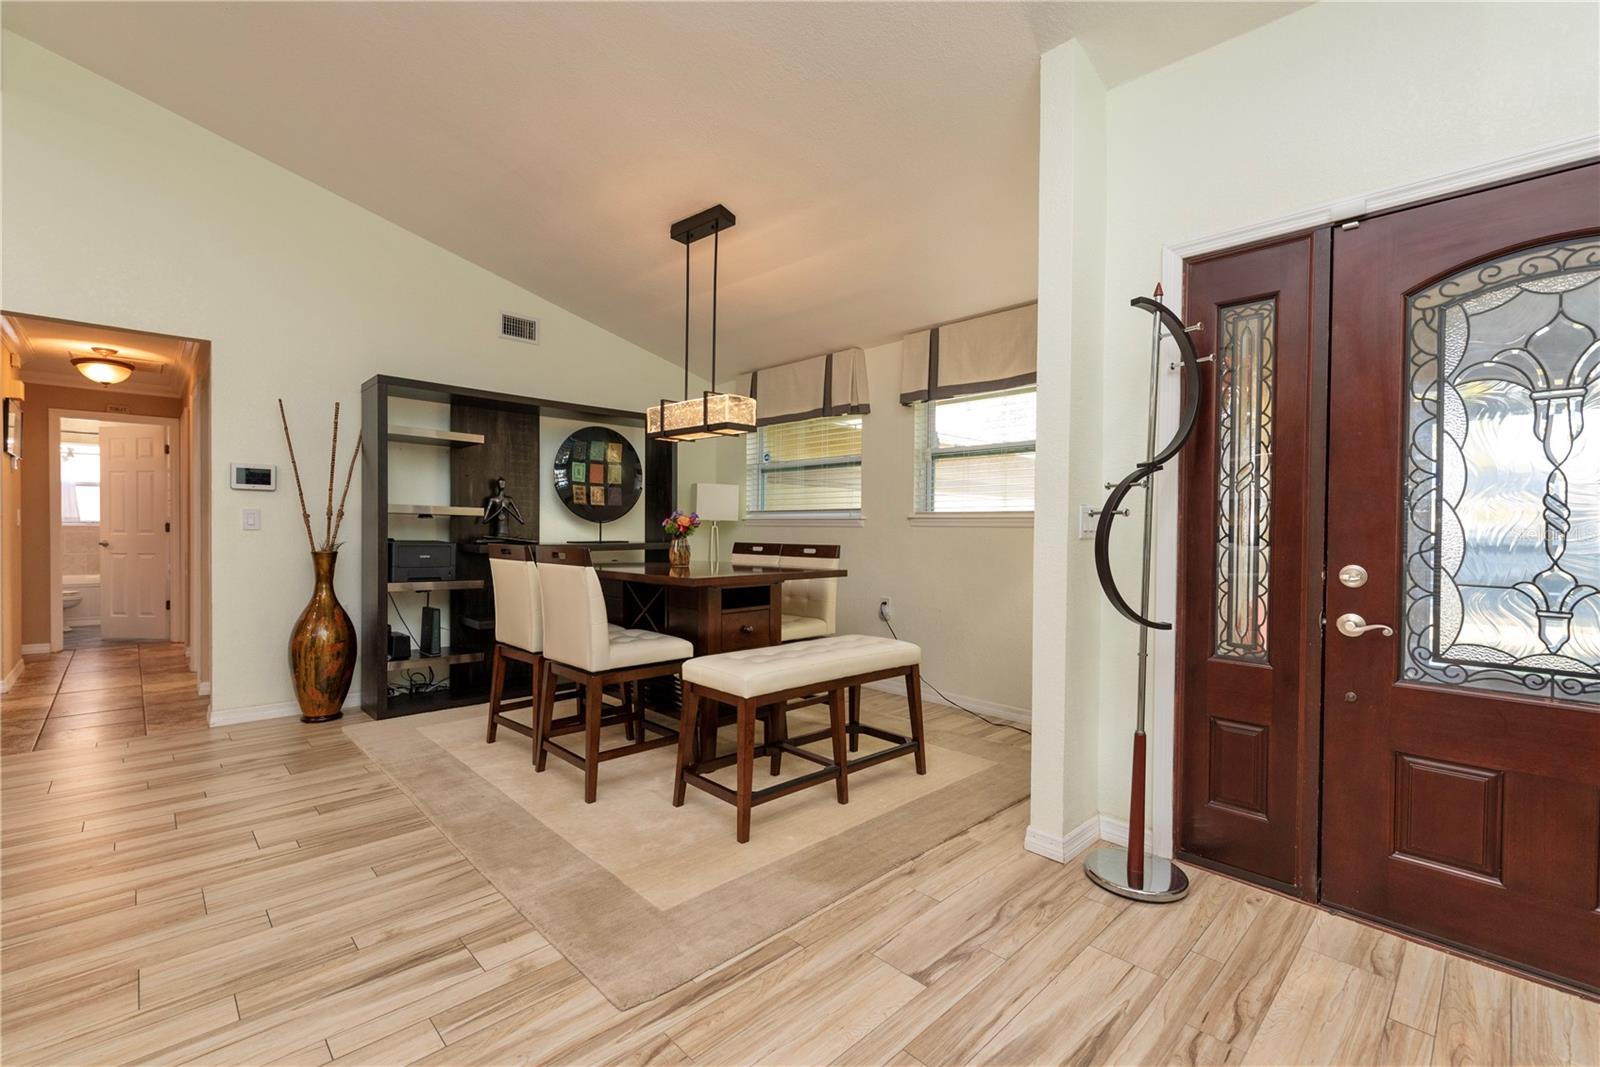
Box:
[719,608,771,651]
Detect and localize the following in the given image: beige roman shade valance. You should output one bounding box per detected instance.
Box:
[734,348,870,427]
[899,303,1037,404]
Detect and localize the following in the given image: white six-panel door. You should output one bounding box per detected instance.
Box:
[99,422,170,640]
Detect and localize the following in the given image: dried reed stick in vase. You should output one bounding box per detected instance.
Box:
[324,403,340,548]
[330,436,362,548]
[277,398,317,553]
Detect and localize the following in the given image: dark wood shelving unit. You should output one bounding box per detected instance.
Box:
[360,375,676,719]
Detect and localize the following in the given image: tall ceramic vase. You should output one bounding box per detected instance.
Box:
[289,550,356,722]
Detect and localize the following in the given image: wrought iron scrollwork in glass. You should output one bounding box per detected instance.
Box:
[1403,236,1600,703]
[1213,299,1276,662]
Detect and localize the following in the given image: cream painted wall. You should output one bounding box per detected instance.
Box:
[1,33,695,716]
[708,340,1034,716]
[1028,39,1107,853]
[1034,1,1600,848]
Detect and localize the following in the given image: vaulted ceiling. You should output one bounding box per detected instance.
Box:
[2,2,1300,375]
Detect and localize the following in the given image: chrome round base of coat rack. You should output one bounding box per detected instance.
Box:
[1082,845,1190,904]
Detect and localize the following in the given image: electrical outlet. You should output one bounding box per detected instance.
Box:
[878,597,893,622]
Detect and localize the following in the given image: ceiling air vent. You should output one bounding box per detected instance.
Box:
[500,312,540,345]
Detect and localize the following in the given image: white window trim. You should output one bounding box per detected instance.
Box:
[907,510,1033,528]
[742,510,865,528]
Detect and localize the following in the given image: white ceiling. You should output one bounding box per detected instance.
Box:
[4,313,199,397]
[2,2,1301,376]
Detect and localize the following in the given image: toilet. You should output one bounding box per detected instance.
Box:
[62,587,83,632]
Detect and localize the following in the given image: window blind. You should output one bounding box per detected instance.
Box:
[745,414,863,514]
[914,387,1036,513]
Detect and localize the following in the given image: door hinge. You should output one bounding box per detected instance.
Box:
[165,599,171,611]
[165,521,171,533]
[164,443,171,454]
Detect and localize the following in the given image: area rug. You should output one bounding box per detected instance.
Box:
[344,689,1029,1008]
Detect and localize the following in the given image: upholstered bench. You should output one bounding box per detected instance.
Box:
[673,635,924,842]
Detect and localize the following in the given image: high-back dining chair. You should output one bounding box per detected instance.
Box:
[776,543,842,642]
[729,541,784,568]
[534,545,693,802]
[485,544,543,745]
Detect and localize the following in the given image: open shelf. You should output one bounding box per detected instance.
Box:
[387,426,486,447]
[386,647,485,671]
[388,504,483,517]
[387,579,485,592]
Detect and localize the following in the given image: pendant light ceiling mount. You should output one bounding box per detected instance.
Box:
[71,346,136,386]
[648,203,757,442]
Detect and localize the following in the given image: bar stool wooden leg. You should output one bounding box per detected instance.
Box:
[622,681,635,741]
[767,705,787,776]
[847,685,861,752]
[735,699,756,843]
[486,645,506,743]
[534,659,555,771]
[828,687,849,803]
[699,701,718,764]
[583,677,604,804]
[674,683,700,807]
[907,665,927,775]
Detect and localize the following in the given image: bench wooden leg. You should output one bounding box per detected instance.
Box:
[622,681,635,741]
[674,684,699,807]
[767,705,786,776]
[534,659,555,771]
[736,698,756,843]
[486,645,506,743]
[907,665,926,775]
[829,687,849,804]
[583,677,604,803]
[698,701,718,763]
[847,684,861,752]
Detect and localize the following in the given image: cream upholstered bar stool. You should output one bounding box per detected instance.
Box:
[534,545,693,802]
[485,546,543,746]
[486,544,630,748]
[776,543,842,641]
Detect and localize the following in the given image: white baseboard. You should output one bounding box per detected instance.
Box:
[209,690,362,727]
[861,678,1030,728]
[1,657,24,693]
[64,617,101,628]
[21,643,52,656]
[1025,813,1156,864]
[1024,814,1102,863]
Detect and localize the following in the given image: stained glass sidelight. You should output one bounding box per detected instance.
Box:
[1403,236,1600,703]
[1214,299,1276,662]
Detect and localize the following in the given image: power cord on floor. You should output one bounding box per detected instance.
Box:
[880,617,1031,735]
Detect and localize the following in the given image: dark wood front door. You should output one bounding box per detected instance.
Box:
[1321,164,1600,991]
[1178,233,1329,892]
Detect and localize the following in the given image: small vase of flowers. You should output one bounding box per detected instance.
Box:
[662,509,700,567]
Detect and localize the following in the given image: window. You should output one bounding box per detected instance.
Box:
[914,386,1036,514]
[60,438,101,524]
[744,415,863,516]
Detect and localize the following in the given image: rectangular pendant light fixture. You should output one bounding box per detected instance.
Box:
[648,204,757,442]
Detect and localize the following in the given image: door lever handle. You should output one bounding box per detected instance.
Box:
[1336,613,1393,638]
[98,540,111,548]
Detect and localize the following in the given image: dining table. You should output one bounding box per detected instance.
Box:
[592,558,849,762]
[592,559,848,656]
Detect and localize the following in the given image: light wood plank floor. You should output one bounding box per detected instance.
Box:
[2,642,211,754]
[0,709,1594,1065]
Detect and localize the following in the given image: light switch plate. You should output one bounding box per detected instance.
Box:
[1078,504,1097,540]
[242,508,261,531]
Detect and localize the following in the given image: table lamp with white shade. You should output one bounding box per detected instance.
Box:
[694,483,740,561]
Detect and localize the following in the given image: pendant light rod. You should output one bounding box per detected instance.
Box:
[683,238,691,402]
[711,221,719,392]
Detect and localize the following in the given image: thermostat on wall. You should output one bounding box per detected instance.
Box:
[230,464,277,491]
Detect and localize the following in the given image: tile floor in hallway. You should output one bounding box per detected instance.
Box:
[0,712,1594,1065]
[1,642,210,753]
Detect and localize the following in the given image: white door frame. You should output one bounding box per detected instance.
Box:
[1145,133,1599,859]
[49,409,184,650]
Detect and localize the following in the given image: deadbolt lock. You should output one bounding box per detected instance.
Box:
[1338,564,1368,588]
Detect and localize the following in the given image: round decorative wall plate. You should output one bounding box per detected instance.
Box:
[553,427,643,522]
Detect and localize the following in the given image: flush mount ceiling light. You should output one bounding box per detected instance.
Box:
[647,204,757,442]
[71,347,135,385]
